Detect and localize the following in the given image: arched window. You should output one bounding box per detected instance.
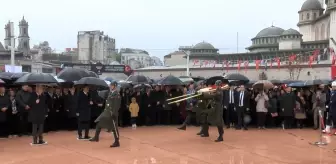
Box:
[306,13,310,20]
[321,24,325,40]
[313,13,317,19]
[315,27,320,40]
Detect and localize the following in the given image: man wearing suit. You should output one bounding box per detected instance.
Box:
[235,85,249,130]
[329,81,336,136]
[224,86,236,128]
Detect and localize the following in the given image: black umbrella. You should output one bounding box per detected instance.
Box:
[126,75,150,85]
[0,72,28,81]
[269,79,282,84]
[281,80,301,84]
[57,67,91,82]
[205,76,228,85]
[75,77,108,88]
[157,75,184,85]
[88,71,99,78]
[15,73,58,84]
[223,73,249,81]
[118,81,132,88]
[134,84,152,90]
[303,79,326,86]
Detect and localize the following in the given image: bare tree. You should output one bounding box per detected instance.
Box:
[287,55,303,80]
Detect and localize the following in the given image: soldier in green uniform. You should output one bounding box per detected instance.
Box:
[199,80,224,142]
[89,81,121,148]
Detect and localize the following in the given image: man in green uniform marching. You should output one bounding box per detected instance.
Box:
[89,81,121,148]
[199,80,224,142]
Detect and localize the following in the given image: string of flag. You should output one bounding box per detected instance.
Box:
[191,48,335,72]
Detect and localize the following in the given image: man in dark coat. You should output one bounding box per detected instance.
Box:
[329,81,336,135]
[65,87,78,130]
[15,85,31,135]
[76,85,93,140]
[90,81,121,148]
[279,86,296,129]
[28,85,48,145]
[0,85,10,138]
[234,85,250,130]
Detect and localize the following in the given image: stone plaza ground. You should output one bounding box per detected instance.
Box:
[1,126,336,164]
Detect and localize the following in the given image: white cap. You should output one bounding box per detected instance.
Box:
[332,81,336,87]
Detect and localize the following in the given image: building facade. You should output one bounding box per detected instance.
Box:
[136,0,336,80]
[120,48,152,69]
[77,30,117,63]
[151,56,163,66]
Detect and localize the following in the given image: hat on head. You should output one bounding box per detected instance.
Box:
[332,81,336,87]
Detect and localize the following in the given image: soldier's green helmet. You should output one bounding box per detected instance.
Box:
[215,80,222,86]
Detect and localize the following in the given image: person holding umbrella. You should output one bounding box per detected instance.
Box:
[89,81,122,148]
[28,85,48,145]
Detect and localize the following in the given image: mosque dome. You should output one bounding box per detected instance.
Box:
[281,28,301,36]
[255,26,285,38]
[193,41,216,49]
[300,0,323,12]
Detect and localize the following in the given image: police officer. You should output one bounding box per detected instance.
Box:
[200,80,224,142]
[89,81,121,148]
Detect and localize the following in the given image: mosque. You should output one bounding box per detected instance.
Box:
[136,0,336,80]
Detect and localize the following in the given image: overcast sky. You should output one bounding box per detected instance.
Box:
[0,0,306,59]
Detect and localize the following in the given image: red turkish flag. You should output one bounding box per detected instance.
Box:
[255,60,261,70]
[289,54,296,62]
[276,57,281,69]
[313,49,320,57]
[225,61,230,72]
[193,60,199,66]
[237,60,241,71]
[309,56,314,67]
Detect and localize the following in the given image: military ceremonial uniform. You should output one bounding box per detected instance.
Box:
[90,84,121,148]
[199,81,224,142]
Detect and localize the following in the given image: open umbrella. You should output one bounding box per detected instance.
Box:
[57,67,91,82]
[53,76,65,83]
[253,80,274,89]
[126,75,150,85]
[178,76,194,85]
[118,81,132,88]
[75,77,109,88]
[303,79,326,86]
[269,79,282,85]
[15,73,58,84]
[288,81,305,88]
[134,84,152,90]
[157,75,184,85]
[88,71,99,78]
[224,73,249,82]
[204,76,228,85]
[0,79,5,84]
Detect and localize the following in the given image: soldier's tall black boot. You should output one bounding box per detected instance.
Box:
[200,124,209,137]
[110,129,120,148]
[215,126,224,142]
[89,127,101,142]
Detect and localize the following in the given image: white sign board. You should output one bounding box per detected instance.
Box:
[5,65,22,73]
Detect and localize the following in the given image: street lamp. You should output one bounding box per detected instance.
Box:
[181,50,191,76]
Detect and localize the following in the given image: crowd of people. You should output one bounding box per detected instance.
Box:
[0,80,336,144]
